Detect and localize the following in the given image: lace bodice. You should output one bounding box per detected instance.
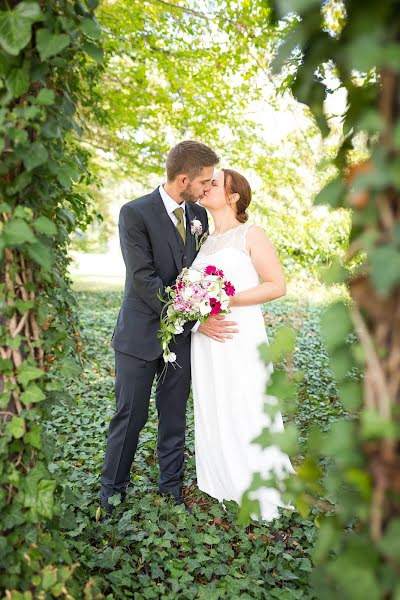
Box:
[192,222,260,293]
[197,222,252,256]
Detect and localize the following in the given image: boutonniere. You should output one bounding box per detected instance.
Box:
[191,218,208,250]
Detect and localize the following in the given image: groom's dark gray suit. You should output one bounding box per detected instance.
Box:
[100,187,209,509]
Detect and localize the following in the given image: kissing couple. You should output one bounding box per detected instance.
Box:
[100,140,295,521]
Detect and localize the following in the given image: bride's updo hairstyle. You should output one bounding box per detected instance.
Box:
[222,168,251,223]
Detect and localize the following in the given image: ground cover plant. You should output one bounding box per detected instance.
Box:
[37,289,343,599]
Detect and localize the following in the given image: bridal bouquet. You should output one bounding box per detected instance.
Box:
[158,265,235,364]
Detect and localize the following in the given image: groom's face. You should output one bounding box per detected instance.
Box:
[179,166,214,203]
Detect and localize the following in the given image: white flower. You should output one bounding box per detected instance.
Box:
[163,351,177,363]
[174,325,184,334]
[204,274,218,283]
[182,286,194,301]
[221,298,230,310]
[187,268,202,283]
[190,219,203,235]
[208,282,220,296]
[199,301,210,316]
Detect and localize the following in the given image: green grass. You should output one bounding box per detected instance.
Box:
[44,289,344,599]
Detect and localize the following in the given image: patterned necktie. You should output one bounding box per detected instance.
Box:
[173,206,186,243]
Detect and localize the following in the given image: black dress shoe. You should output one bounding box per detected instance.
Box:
[174,496,192,513]
[99,489,126,517]
[98,511,112,524]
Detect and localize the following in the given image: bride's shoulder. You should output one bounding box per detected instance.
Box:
[246,223,269,241]
[245,224,276,253]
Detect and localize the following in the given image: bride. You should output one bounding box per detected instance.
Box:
[191,168,295,521]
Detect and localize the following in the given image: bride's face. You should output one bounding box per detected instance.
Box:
[199,170,226,210]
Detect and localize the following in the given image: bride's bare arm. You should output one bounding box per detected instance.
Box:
[229,225,286,307]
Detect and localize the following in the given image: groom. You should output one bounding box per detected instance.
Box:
[100,140,237,514]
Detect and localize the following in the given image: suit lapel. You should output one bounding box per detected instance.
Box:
[151,188,183,272]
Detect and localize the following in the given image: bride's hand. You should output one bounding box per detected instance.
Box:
[198,314,239,342]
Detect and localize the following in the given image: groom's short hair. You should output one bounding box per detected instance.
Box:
[166,141,219,181]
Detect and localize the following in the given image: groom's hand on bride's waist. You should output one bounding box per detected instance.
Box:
[198,315,239,342]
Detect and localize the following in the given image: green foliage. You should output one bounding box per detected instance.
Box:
[0,0,102,596]
[257,1,400,598]
[38,290,345,598]
[90,0,274,179]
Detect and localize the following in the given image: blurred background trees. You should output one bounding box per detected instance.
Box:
[71,0,350,293]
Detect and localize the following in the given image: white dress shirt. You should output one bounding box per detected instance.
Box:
[159,185,186,229]
[158,184,200,334]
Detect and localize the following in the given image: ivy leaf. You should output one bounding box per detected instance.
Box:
[37,479,57,518]
[32,216,57,236]
[0,2,42,55]
[370,245,400,296]
[0,359,13,372]
[41,565,58,591]
[82,41,104,63]
[20,384,46,405]
[17,363,44,387]
[59,358,82,379]
[315,177,346,208]
[312,517,341,564]
[85,0,99,9]
[259,325,296,363]
[6,67,30,97]
[3,218,35,245]
[394,121,400,148]
[379,519,400,560]
[8,416,25,439]
[36,88,56,105]
[22,142,48,171]
[321,302,353,353]
[27,241,53,270]
[36,29,70,60]
[14,2,43,20]
[80,17,101,39]
[24,424,42,449]
[203,534,220,545]
[276,0,321,14]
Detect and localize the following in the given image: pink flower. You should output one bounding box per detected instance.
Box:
[215,269,224,277]
[224,281,235,297]
[209,298,222,315]
[205,265,218,275]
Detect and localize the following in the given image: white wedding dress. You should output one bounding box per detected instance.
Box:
[191,222,295,521]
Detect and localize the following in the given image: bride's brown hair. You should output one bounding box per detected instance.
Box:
[222,168,251,223]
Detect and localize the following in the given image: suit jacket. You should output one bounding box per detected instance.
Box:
[110,187,209,360]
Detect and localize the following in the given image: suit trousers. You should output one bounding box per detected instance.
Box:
[100,336,191,509]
